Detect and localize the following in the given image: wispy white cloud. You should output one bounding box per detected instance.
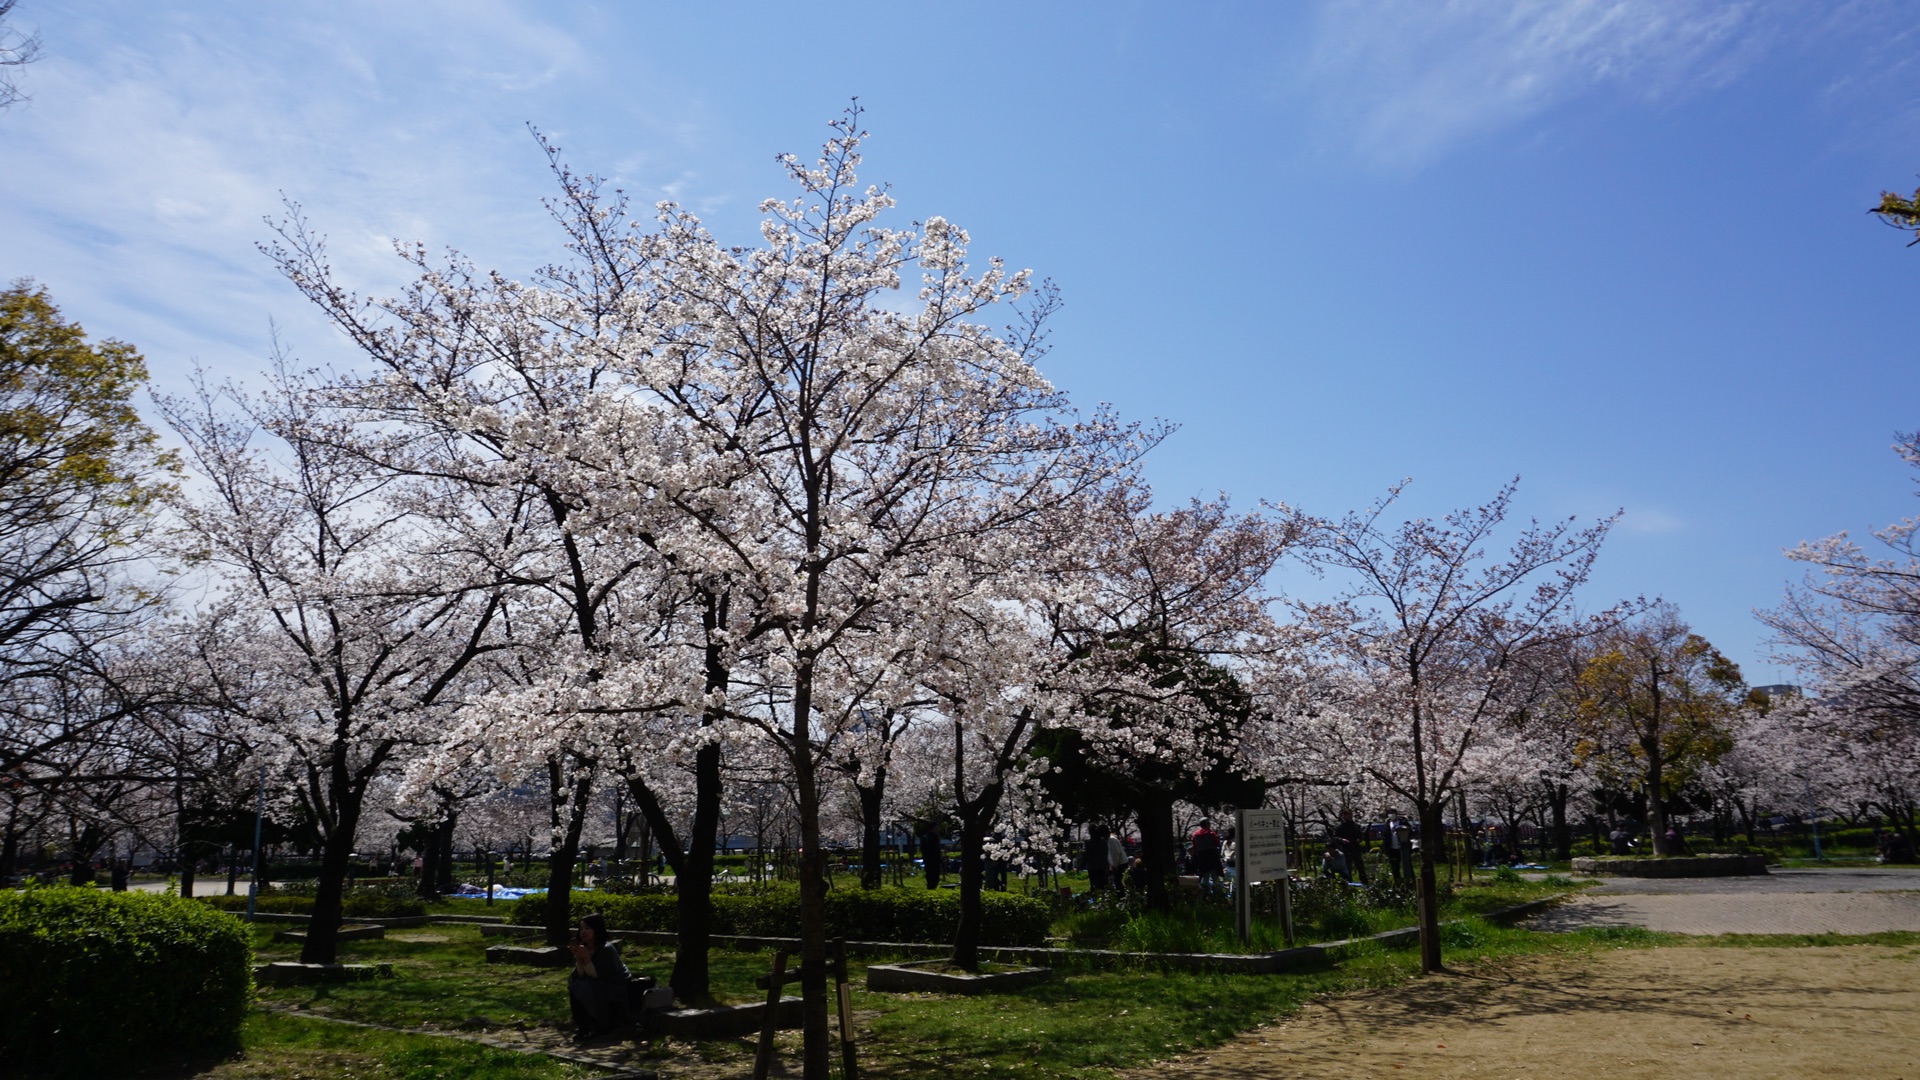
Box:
[0,2,643,391]
[1622,507,1684,535]
[1294,0,1771,167]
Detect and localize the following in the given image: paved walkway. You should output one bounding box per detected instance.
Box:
[1121,945,1920,1079]
[1527,866,1920,935]
[129,879,254,896]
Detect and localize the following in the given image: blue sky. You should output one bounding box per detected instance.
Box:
[3,1,1916,682]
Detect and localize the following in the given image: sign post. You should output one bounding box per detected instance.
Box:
[1235,808,1290,948]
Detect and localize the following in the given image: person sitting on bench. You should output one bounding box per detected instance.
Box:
[566,913,629,1041]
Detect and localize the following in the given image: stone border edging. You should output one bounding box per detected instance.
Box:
[1571,855,1769,877]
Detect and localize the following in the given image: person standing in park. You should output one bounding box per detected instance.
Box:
[1084,824,1112,891]
[1188,818,1224,895]
[1385,815,1412,885]
[1609,825,1634,855]
[916,820,943,889]
[1333,809,1368,885]
[109,858,129,892]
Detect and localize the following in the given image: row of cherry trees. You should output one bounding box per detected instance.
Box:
[9,114,1917,1080]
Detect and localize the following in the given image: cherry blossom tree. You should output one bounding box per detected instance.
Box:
[1760,432,1920,852]
[1280,480,1625,973]
[263,105,1145,1069]
[1035,489,1295,912]
[161,369,513,964]
[1761,432,1920,746]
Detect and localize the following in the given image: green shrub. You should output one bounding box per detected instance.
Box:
[1440,918,1483,949]
[0,886,252,1076]
[516,885,1050,947]
[195,889,426,919]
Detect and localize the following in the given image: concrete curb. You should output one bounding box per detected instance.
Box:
[1572,855,1770,877]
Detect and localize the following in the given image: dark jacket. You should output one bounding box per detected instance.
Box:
[576,941,628,985]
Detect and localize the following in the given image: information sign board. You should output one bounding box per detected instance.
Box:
[1238,808,1288,882]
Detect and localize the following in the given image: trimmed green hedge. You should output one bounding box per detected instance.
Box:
[0,886,252,1076]
[195,891,427,919]
[514,885,1051,947]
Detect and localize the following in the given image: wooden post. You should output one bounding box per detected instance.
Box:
[833,937,859,1080]
[752,949,788,1080]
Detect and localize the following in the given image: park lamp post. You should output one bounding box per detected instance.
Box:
[244,764,265,923]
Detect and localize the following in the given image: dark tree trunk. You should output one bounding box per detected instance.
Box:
[675,737,723,1000]
[174,797,196,899]
[1416,799,1445,974]
[0,787,23,883]
[301,789,365,965]
[1645,744,1669,856]
[68,823,103,884]
[856,773,886,890]
[0,824,17,884]
[948,757,1005,974]
[1548,782,1572,861]
[790,686,831,1080]
[543,763,593,948]
[1138,794,1178,913]
[626,739,725,1004]
[435,814,458,895]
[951,810,994,971]
[416,821,442,902]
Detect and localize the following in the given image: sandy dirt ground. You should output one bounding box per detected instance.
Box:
[1121,945,1920,1079]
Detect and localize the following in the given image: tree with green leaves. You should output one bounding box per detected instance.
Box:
[1574,604,1750,855]
[0,282,176,799]
[1872,184,1919,246]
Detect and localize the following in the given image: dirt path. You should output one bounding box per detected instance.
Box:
[1122,945,1920,1079]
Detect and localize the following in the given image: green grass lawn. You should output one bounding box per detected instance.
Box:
[225,897,1916,1080]
[1047,871,1585,954]
[123,1011,601,1079]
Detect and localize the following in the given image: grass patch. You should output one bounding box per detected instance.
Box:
[112,1011,598,1079]
[228,895,1913,1080]
[250,922,778,1027]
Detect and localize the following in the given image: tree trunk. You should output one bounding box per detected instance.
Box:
[625,742,724,1003]
[0,824,17,884]
[790,721,831,1080]
[416,819,442,902]
[68,822,103,884]
[1645,745,1668,856]
[1547,782,1571,861]
[675,737,723,1001]
[1138,794,1177,913]
[856,774,886,890]
[950,786,1002,973]
[1415,799,1445,973]
[301,790,364,965]
[435,814,458,895]
[543,764,593,948]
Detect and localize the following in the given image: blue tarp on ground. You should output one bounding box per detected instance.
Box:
[450,884,566,899]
